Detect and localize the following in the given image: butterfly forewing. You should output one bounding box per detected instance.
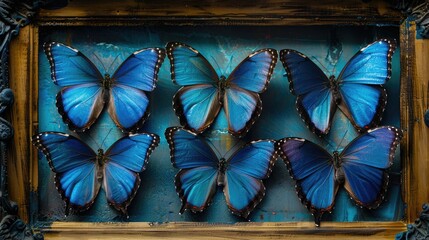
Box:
[337,39,396,85]
[226,48,278,93]
[44,42,103,86]
[166,42,219,86]
[112,48,165,91]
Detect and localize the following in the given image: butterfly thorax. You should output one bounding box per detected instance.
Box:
[96,149,106,181]
[333,151,345,184]
[217,158,227,186]
[102,74,112,89]
[329,76,341,104]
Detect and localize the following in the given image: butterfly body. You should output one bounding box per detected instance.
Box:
[32,131,160,215]
[277,126,402,226]
[280,39,396,135]
[166,42,278,137]
[166,127,277,218]
[44,42,166,132]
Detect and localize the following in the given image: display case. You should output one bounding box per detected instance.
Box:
[1,0,429,239]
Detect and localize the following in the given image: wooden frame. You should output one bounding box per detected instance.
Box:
[3,0,429,239]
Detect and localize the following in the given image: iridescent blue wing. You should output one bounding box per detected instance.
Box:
[31,132,99,212]
[44,42,103,86]
[165,127,219,213]
[173,85,221,133]
[56,84,105,131]
[109,48,166,132]
[224,140,276,218]
[337,39,396,131]
[103,133,159,214]
[44,42,106,132]
[223,49,277,136]
[226,49,277,93]
[340,126,402,208]
[166,42,221,134]
[277,138,337,226]
[279,49,335,135]
[166,42,219,86]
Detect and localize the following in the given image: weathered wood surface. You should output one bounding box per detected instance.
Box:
[41,221,406,239]
[8,25,38,223]
[37,0,402,25]
[407,24,429,222]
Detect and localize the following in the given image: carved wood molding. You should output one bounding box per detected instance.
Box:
[0,1,58,239]
[396,204,429,240]
[395,0,429,38]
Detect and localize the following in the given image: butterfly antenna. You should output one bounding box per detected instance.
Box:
[311,56,331,76]
[107,54,121,75]
[100,128,114,150]
[222,138,242,159]
[93,53,108,75]
[210,55,223,77]
[336,130,349,152]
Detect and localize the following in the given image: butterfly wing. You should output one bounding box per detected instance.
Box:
[31,132,99,211]
[44,42,105,131]
[103,133,159,214]
[280,49,335,135]
[109,48,166,132]
[223,140,276,218]
[166,42,221,133]
[277,138,337,226]
[340,126,402,208]
[165,127,219,213]
[337,39,396,131]
[224,49,278,136]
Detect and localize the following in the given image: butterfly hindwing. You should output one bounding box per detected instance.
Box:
[32,132,100,211]
[56,84,106,131]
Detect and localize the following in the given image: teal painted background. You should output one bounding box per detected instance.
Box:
[35,25,402,224]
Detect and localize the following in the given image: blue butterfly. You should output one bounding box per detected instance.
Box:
[165,127,277,218]
[166,42,278,137]
[277,126,402,226]
[280,39,396,135]
[44,42,166,132]
[32,131,159,215]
